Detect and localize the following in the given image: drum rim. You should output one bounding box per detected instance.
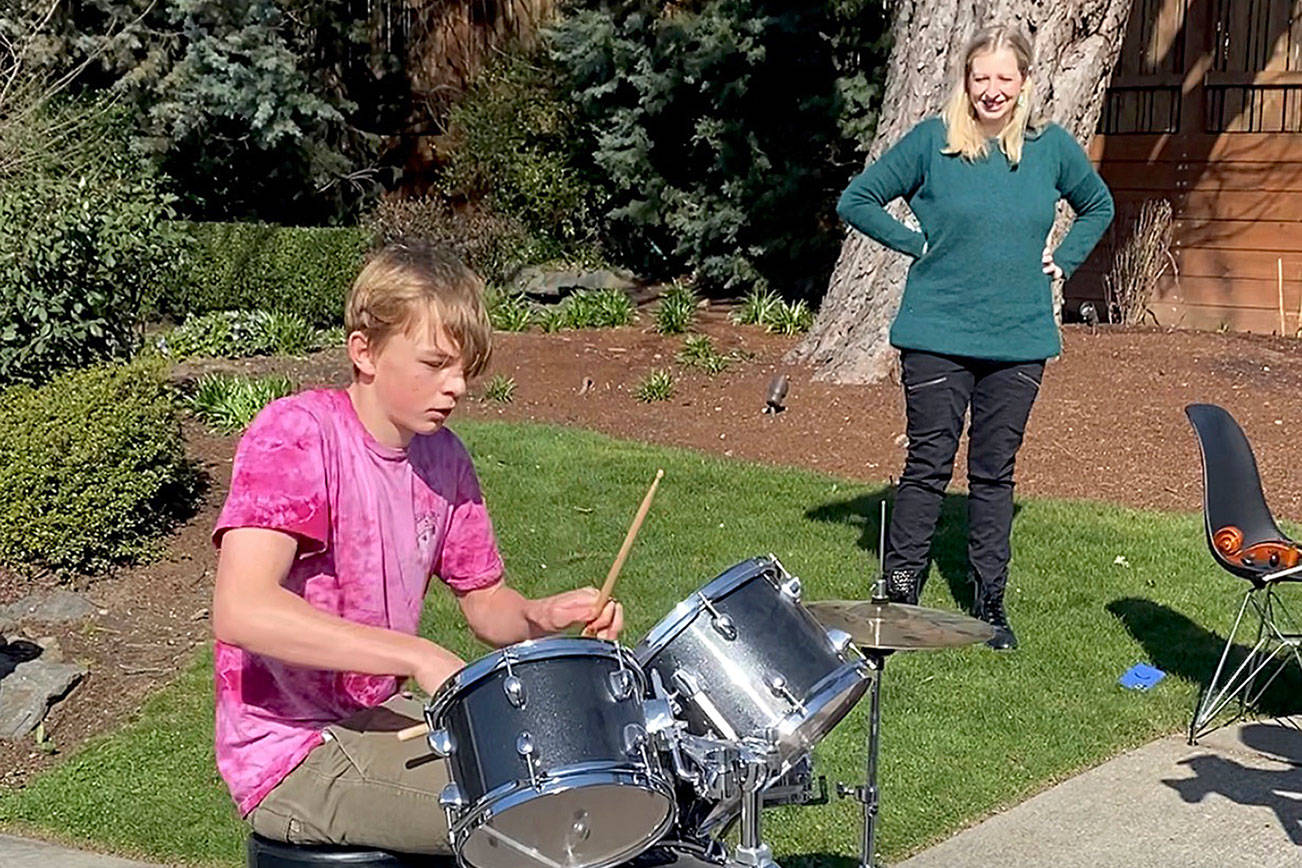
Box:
[633,556,781,661]
[451,768,677,868]
[429,637,643,719]
[771,659,869,751]
[694,661,868,834]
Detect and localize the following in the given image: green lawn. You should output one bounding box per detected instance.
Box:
[0,418,1282,866]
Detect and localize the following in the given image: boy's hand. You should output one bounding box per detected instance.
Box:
[537,587,625,640]
[411,642,466,695]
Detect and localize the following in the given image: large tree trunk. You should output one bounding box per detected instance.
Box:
[790,0,1135,384]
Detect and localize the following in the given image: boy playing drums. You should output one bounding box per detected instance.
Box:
[211,241,622,853]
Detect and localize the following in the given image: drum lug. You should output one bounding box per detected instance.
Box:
[623,722,649,756]
[438,782,465,833]
[779,575,803,602]
[673,668,741,741]
[697,593,738,640]
[608,669,636,701]
[438,782,466,810]
[516,730,544,789]
[767,674,807,715]
[711,613,738,640]
[503,674,526,708]
[825,627,855,654]
[426,728,455,757]
[500,649,526,708]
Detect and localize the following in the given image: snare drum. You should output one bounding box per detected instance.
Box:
[427,638,675,868]
[635,557,867,770]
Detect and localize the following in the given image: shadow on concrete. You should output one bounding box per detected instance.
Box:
[1162,753,1302,845]
[1239,720,1302,766]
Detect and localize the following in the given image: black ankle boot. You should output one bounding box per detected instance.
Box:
[974,586,1017,650]
[885,569,921,605]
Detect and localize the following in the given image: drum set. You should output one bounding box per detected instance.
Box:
[409,554,995,868]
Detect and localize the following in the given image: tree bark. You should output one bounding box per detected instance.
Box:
[790,0,1135,384]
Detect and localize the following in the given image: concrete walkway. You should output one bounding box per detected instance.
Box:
[897,716,1302,868]
[0,834,161,867]
[3,719,1301,867]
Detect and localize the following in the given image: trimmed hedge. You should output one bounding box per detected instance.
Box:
[0,359,201,575]
[154,222,372,326]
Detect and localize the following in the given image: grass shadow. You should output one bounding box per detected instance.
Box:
[804,488,1021,611]
[781,854,861,867]
[1106,597,1302,719]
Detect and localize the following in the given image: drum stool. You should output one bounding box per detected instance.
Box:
[247,834,454,867]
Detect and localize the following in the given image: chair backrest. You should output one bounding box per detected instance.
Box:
[1185,403,1288,582]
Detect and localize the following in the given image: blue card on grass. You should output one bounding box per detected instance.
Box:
[1119,663,1166,691]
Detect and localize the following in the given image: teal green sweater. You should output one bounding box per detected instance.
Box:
[837,118,1114,361]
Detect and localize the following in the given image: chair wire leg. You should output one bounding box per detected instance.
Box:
[1192,591,1254,744]
[1244,589,1302,707]
[1240,595,1269,717]
[1191,585,1302,744]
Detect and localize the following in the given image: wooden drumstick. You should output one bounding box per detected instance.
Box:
[585,468,664,633]
[396,722,426,742]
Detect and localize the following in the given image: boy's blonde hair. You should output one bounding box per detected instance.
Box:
[345,241,492,378]
[942,25,1040,166]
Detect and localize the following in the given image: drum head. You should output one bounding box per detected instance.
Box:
[460,781,674,868]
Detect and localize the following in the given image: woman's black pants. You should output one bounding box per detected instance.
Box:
[883,349,1044,598]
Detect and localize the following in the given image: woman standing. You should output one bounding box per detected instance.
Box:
[837,25,1114,650]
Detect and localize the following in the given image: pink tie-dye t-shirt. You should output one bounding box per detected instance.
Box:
[212,388,503,815]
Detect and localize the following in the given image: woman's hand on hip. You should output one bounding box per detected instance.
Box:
[1042,245,1063,281]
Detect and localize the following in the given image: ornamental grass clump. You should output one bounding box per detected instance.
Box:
[677,334,732,375]
[564,288,636,328]
[0,359,201,575]
[188,373,296,434]
[487,290,534,332]
[482,374,517,403]
[534,288,636,331]
[654,282,699,335]
[731,287,784,327]
[767,299,814,335]
[732,288,813,334]
[634,368,675,402]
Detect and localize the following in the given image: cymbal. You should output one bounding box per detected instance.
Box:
[807,599,995,650]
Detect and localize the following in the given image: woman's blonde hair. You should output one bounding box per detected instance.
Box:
[942,25,1039,166]
[345,240,493,378]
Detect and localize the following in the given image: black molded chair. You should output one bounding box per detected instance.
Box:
[1185,403,1302,743]
[247,834,453,867]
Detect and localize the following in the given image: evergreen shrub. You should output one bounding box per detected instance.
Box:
[0,359,201,574]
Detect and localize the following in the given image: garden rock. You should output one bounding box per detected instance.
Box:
[0,656,87,739]
[0,589,97,633]
[511,267,638,300]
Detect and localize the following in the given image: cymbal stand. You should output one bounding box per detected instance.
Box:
[837,649,888,868]
[835,498,890,867]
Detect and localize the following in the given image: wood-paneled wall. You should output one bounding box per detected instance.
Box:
[1065,0,1302,335]
[1067,132,1302,335]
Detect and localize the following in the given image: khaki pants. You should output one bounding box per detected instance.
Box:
[248,695,452,855]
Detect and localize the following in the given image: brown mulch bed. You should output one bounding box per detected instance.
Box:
[2,315,1300,791]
